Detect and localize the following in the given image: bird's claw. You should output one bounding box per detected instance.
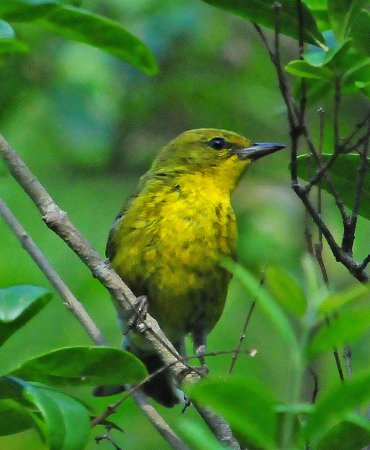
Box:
[128,295,148,333]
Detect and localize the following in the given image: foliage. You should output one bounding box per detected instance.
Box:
[0,286,147,449]
[0,0,157,74]
[188,260,370,449]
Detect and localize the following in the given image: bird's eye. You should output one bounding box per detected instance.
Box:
[208,137,227,150]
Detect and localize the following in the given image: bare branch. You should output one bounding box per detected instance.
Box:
[0,198,106,345]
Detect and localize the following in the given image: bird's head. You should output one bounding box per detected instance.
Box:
[150,129,285,191]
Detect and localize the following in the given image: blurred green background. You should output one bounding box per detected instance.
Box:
[0,0,369,448]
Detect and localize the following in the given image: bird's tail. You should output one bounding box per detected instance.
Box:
[93,344,180,407]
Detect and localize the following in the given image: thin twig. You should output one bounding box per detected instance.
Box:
[228,274,264,375]
[93,348,256,428]
[0,198,106,345]
[342,118,370,254]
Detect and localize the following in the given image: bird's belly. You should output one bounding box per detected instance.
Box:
[111,190,236,341]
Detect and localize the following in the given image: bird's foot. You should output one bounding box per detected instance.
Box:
[128,295,148,334]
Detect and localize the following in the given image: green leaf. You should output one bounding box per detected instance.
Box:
[305,369,370,444]
[285,60,333,80]
[0,377,90,449]
[318,284,369,315]
[0,399,34,435]
[0,0,61,22]
[0,285,52,346]
[202,0,324,45]
[265,267,307,317]
[25,383,90,450]
[308,308,370,357]
[10,346,147,386]
[303,38,352,69]
[187,378,277,449]
[296,154,370,220]
[38,5,158,75]
[327,0,367,42]
[222,259,299,356]
[317,421,370,450]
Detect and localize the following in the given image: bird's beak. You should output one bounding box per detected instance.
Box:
[231,142,286,161]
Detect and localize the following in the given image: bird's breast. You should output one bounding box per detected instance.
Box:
[110,173,237,337]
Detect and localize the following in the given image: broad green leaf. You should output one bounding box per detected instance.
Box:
[24,383,90,450]
[297,154,370,221]
[308,308,370,357]
[317,421,370,450]
[10,346,147,386]
[202,0,324,45]
[0,285,52,346]
[305,369,370,444]
[0,377,90,450]
[265,267,307,317]
[0,0,61,22]
[0,399,33,435]
[318,284,369,315]
[38,5,158,75]
[285,60,333,80]
[187,378,277,449]
[222,259,299,357]
[327,0,367,42]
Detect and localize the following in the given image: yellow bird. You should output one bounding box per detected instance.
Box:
[97,129,285,406]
